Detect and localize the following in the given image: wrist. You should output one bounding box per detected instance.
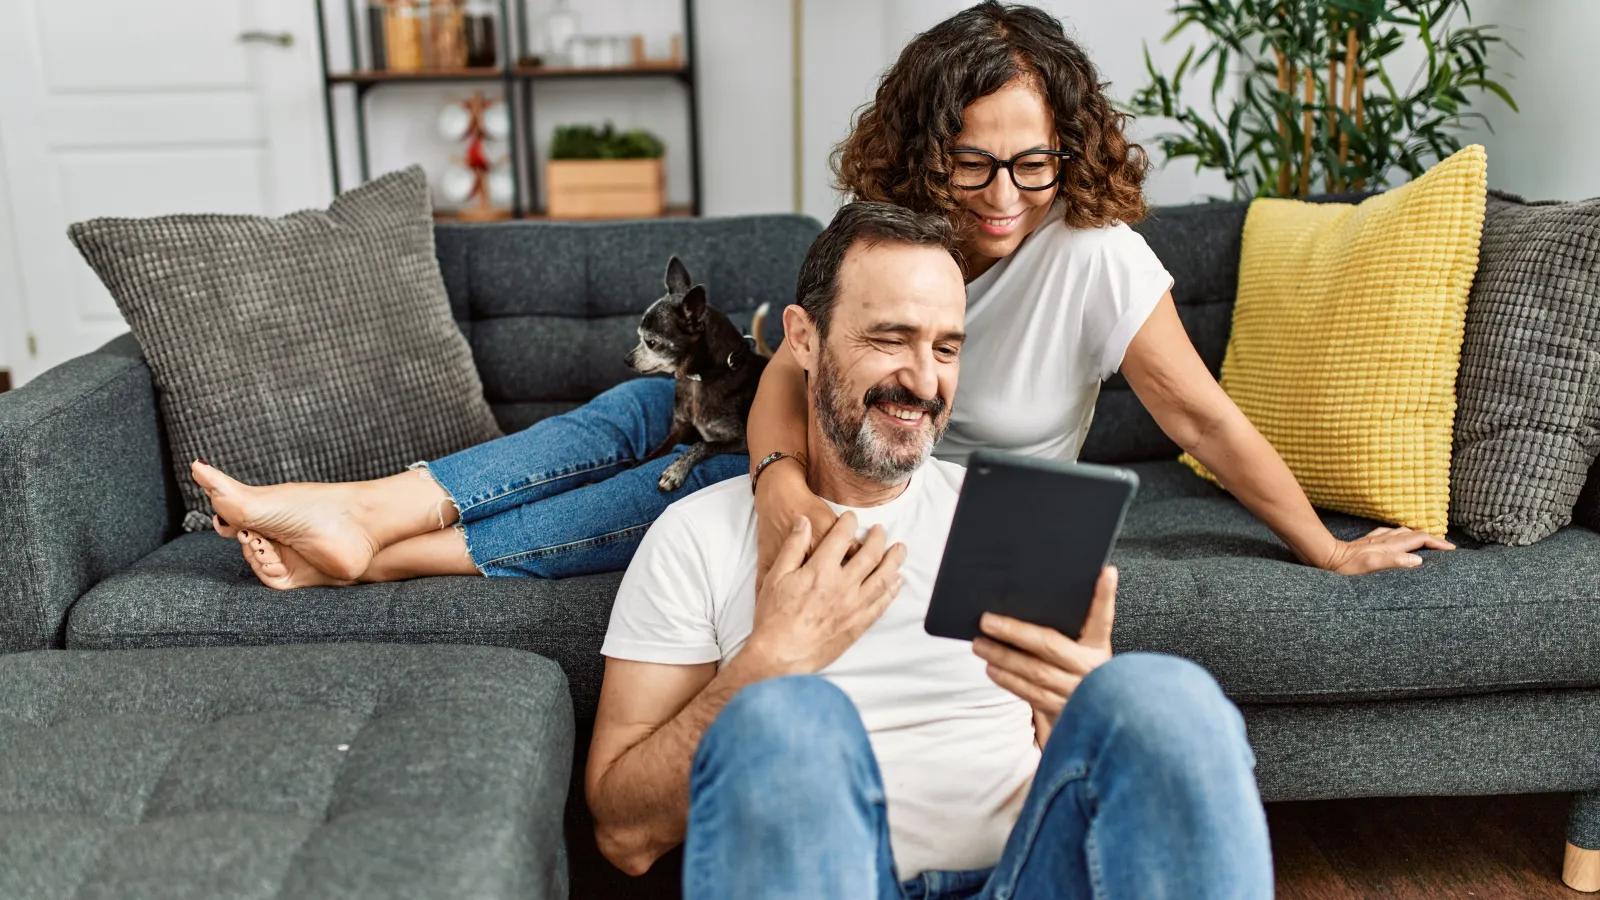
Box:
[754,454,807,497]
[729,636,807,682]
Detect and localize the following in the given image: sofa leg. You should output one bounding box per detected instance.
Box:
[1567,844,1600,892]
[1568,792,1600,892]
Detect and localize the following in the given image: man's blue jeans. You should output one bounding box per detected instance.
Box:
[684,653,1273,900]
[421,378,748,577]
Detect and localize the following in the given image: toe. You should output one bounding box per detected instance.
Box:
[213,515,240,539]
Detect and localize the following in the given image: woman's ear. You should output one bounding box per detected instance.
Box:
[782,304,819,371]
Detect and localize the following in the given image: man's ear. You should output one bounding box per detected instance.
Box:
[665,256,692,295]
[782,304,819,371]
[682,285,707,323]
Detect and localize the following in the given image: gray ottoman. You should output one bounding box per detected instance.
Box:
[0,644,573,899]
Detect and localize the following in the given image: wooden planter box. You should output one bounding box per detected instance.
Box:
[545,158,665,220]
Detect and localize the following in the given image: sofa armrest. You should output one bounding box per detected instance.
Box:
[0,334,175,651]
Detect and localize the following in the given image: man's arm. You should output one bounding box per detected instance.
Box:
[585,653,782,875]
[587,514,906,876]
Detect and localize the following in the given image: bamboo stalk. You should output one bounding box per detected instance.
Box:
[1352,67,1367,190]
[1326,52,1338,192]
[1300,66,1314,196]
[1277,50,1292,197]
[1336,28,1358,189]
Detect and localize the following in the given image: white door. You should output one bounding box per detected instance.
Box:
[0,0,331,385]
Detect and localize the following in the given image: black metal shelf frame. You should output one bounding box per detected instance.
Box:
[312,0,702,216]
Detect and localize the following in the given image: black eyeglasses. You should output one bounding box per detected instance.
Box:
[948,148,1072,191]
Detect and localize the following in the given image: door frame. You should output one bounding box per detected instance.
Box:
[0,0,331,385]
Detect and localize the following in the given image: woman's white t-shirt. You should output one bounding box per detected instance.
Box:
[933,212,1175,466]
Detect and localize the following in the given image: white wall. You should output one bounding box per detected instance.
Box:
[0,130,23,373]
[1456,0,1600,201]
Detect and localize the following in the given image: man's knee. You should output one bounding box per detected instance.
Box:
[695,675,868,776]
[1071,653,1250,766]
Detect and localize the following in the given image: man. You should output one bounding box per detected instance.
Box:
[586,202,1273,898]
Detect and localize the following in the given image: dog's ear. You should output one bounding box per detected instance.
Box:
[665,256,693,295]
[681,284,708,324]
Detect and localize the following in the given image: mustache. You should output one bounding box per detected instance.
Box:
[863,384,946,418]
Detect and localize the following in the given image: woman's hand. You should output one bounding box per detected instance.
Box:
[754,458,838,591]
[974,566,1117,736]
[1318,526,1456,575]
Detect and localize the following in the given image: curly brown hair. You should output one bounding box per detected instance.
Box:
[833,2,1149,233]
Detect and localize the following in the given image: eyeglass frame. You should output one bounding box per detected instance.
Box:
[947,147,1073,191]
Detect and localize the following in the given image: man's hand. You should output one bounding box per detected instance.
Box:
[1318,526,1456,575]
[742,512,906,678]
[974,566,1117,731]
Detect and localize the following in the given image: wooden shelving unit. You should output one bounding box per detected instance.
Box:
[312,0,702,217]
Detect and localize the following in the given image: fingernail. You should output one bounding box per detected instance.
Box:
[792,519,805,533]
[195,458,209,467]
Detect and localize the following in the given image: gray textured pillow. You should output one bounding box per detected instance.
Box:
[69,166,502,532]
[1450,190,1600,544]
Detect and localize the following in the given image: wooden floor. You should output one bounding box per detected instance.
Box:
[1271,793,1589,899]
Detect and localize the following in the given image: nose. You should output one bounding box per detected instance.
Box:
[898,344,939,402]
[979,171,1020,211]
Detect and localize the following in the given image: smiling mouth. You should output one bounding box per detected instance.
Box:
[872,401,930,426]
[970,209,1026,235]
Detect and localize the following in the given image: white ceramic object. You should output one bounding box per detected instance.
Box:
[436,102,472,142]
[439,162,478,204]
[488,164,515,207]
[481,101,510,141]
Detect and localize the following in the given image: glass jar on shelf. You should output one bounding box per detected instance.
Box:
[540,0,580,67]
[430,0,467,69]
[385,0,424,71]
[464,0,498,68]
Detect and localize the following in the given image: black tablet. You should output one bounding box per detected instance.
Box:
[924,449,1139,642]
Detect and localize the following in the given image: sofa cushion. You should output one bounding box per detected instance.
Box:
[67,166,503,532]
[1113,462,1600,703]
[66,534,619,723]
[1450,190,1600,545]
[1181,147,1488,537]
[434,215,821,433]
[0,644,572,900]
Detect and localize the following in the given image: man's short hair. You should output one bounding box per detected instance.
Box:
[795,202,961,339]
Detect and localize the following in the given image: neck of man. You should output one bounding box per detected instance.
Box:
[804,406,913,509]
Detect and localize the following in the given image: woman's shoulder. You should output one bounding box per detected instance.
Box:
[1028,215,1152,260]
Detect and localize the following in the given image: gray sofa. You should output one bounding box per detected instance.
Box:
[4,205,1599,898]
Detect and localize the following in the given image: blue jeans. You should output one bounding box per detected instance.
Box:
[422,378,748,577]
[684,653,1273,900]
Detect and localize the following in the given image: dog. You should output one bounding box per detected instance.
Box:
[625,256,773,491]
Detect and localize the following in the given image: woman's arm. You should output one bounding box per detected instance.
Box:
[748,341,838,585]
[1119,294,1454,574]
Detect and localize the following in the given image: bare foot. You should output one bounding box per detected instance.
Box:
[192,461,381,581]
[217,516,353,590]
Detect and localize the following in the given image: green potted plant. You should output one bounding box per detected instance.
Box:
[1125,0,1517,200]
[546,123,667,219]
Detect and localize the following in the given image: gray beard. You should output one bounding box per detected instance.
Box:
[814,349,945,485]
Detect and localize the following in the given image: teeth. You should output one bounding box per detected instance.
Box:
[979,214,1018,227]
[880,405,924,421]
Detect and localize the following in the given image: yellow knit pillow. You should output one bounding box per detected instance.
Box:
[1181,145,1487,536]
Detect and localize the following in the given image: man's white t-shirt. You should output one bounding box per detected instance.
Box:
[935,211,1175,466]
[601,460,1041,879]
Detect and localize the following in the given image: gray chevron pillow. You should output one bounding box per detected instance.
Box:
[69,166,502,532]
[1450,190,1600,544]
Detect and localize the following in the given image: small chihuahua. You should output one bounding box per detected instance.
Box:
[625,256,773,492]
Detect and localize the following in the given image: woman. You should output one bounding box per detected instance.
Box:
[195,1,1448,590]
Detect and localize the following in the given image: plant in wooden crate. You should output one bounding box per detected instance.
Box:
[1125,0,1516,200]
[546,123,667,219]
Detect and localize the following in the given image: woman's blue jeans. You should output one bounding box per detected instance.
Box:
[683,653,1274,900]
[421,378,748,577]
